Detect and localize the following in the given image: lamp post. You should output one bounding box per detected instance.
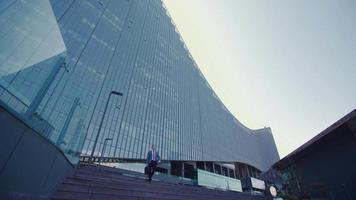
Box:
[90,91,123,163]
[99,137,113,164]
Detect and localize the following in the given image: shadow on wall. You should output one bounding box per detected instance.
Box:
[0,106,73,197]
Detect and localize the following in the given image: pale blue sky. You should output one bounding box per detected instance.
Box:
[163,0,356,158]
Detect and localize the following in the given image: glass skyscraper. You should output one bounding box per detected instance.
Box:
[0,0,279,171]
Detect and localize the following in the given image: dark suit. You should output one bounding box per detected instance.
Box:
[146,150,160,181]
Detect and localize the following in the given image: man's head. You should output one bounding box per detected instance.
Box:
[151,144,156,150]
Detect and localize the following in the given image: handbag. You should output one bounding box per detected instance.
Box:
[144,165,149,175]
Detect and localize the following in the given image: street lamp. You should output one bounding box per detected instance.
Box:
[99,137,113,164]
[90,91,123,162]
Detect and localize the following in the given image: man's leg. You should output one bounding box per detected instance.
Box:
[150,161,157,180]
[148,161,153,181]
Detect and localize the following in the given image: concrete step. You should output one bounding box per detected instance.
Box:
[78,165,193,185]
[72,170,235,195]
[69,173,208,193]
[71,169,267,199]
[53,190,199,200]
[51,165,272,200]
[76,167,174,185]
[65,174,245,199]
[56,182,242,200]
[54,189,246,200]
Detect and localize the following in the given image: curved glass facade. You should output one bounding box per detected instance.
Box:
[0,0,279,171]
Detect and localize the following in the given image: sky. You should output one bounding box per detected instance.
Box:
[163,0,356,158]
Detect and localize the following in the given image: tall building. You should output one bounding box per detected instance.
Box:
[0,0,279,195]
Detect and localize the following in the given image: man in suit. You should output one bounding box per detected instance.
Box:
[146,144,160,182]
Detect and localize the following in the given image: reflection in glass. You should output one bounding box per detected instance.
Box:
[0,0,66,113]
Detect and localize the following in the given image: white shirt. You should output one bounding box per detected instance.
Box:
[152,150,156,161]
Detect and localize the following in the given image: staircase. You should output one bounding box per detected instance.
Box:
[51,164,272,200]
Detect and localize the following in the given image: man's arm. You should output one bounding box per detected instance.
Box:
[146,151,151,164]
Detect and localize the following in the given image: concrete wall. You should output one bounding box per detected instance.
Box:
[0,106,73,197]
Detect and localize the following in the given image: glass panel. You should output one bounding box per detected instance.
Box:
[197,169,242,192]
[0,0,66,115]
